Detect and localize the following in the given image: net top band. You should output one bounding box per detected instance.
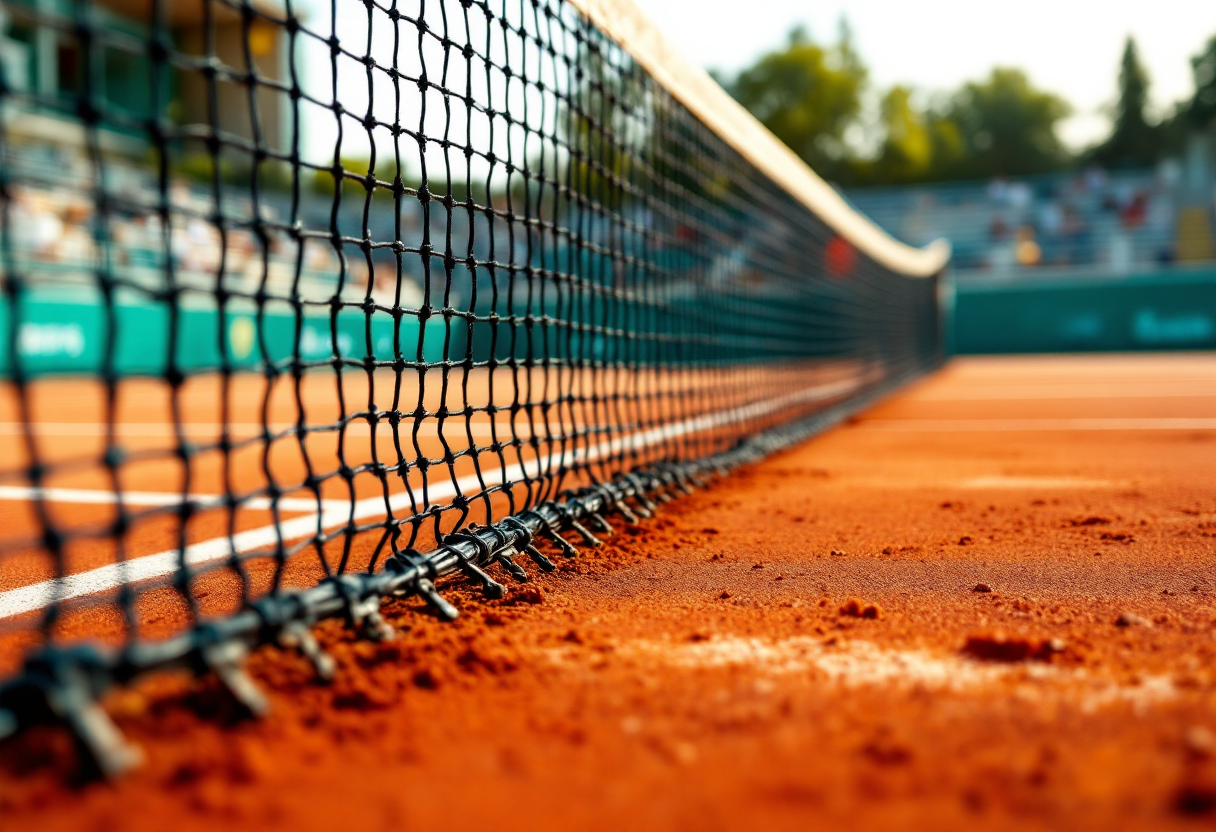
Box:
[568,0,951,278]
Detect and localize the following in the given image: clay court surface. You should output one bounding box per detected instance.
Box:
[0,360,871,670]
[2,352,1215,830]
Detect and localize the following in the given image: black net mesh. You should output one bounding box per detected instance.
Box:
[0,0,941,769]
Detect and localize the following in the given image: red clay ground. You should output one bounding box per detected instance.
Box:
[1,353,1215,831]
[0,360,866,670]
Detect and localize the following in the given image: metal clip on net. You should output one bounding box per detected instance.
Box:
[330,574,396,642]
[600,482,640,525]
[278,621,336,681]
[622,472,659,516]
[476,523,530,581]
[198,639,270,718]
[501,516,556,573]
[383,548,460,620]
[553,503,603,548]
[526,511,579,558]
[443,531,507,598]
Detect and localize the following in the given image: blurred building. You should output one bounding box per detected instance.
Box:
[0,0,291,155]
[0,0,340,304]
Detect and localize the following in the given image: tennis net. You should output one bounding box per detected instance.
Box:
[0,0,948,775]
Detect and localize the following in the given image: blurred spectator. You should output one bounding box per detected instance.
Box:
[1120,190,1148,229]
[1083,165,1108,195]
[989,213,1009,241]
[1060,204,1090,265]
[1039,200,1063,238]
[1008,182,1033,211]
[986,177,1009,205]
[0,144,378,302]
[847,161,1196,276]
[1014,227,1042,267]
[11,188,64,261]
[899,193,939,246]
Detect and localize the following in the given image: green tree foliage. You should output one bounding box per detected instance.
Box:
[719,27,1072,185]
[1189,35,1216,127]
[560,46,646,214]
[169,150,294,192]
[725,25,867,181]
[872,86,932,183]
[1090,37,1163,168]
[1101,33,1216,165]
[851,69,1070,183]
[880,85,933,180]
[867,86,966,184]
[936,68,1072,178]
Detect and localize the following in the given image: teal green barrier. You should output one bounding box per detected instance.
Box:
[952,268,1216,354]
[2,274,939,376]
[0,290,456,376]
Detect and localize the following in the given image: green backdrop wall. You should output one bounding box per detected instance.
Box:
[3,267,1212,376]
[951,267,1216,354]
[0,289,453,376]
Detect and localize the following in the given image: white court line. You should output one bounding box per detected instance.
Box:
[913,388,1216,402]
[0,486,350,514]
[855,418,1216,432]
[0,374,869,619]
[0,422,539,438]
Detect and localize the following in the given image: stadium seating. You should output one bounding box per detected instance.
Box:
[844,166,1215,274]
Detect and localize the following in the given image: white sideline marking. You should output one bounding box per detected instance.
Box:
[855,418,1216,432]
[599,636,1177,713]
[914,385,1216,401]
[0,422,525,438]
[957,476,1116,490]
[0,486,349,514]
[0,375,868,619]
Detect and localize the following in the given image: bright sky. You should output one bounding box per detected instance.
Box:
[635,0,1216,150]
[290,0,1216,162]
